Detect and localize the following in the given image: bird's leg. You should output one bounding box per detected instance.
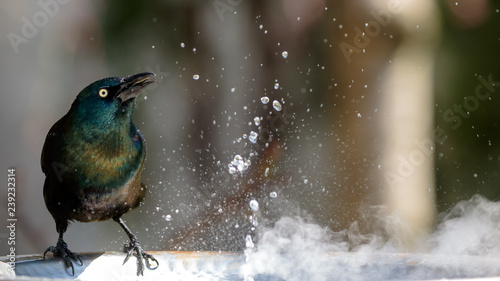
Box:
[44,232,83,276]
[114,217,158,276]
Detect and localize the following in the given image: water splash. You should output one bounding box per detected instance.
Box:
[240,195,500,280]
[228,154,251,174]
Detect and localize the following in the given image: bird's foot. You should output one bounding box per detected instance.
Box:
[123,239,159,276]
[43,238,83,276]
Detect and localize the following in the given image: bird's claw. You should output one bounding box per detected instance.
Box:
[123,240,158,275]
[43,239,83,276]
[143,252,159,270]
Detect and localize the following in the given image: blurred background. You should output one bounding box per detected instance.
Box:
[0,0,499,256]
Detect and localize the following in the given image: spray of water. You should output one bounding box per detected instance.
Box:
[428,194,500,257]
[241,195,500,280]
[222,93,500,280]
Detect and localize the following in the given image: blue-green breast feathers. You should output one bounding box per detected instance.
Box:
[60,117,145,192]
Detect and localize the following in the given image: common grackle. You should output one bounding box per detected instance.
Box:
[41,72,159,276]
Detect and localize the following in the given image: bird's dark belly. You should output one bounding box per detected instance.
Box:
[72,181,142,222]
[44,166,144,223]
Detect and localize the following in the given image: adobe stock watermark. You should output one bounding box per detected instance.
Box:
[6,168,17,274]
[339,0,406,63]
[384,74,500,185]
[7,0,70,54]
[213,0,243,21]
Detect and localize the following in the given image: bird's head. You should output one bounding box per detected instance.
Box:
[70,72,155,127]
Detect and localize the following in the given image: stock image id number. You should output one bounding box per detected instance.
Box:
[8,169,15,218]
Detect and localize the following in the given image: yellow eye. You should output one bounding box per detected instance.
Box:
[98,88,108,98]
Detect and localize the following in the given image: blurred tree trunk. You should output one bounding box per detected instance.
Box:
[378,0,440,249]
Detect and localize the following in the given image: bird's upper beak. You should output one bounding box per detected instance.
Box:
[115,72,156,103]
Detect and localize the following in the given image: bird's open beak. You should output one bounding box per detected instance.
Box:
[115,72,156,103]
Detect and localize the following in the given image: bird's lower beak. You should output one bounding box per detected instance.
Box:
[115,72,156,103]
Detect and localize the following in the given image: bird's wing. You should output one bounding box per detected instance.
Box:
[41,116,66,175]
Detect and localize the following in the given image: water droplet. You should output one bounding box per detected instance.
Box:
[303,178,308,184]
[249,131,258,143]
[281,51,288,59]
[264,167,269,177]
[274,83,280,90]
[180,42,185,48]
[239,161,249,171]
[270,191,277,198]
[249,199,259,211]
[229,166,237,174]
[151,45,155,49]
[473,173,478,178]
[231,87,236,93]
[253,117,261,126]
[357,113,362,118]
[245,234,255,248]
[272,100,282,111]
[165,214,172,221]
[193,74,200,80]
[261,96,270,104]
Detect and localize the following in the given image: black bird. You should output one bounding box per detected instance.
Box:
[41,72,158,275]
